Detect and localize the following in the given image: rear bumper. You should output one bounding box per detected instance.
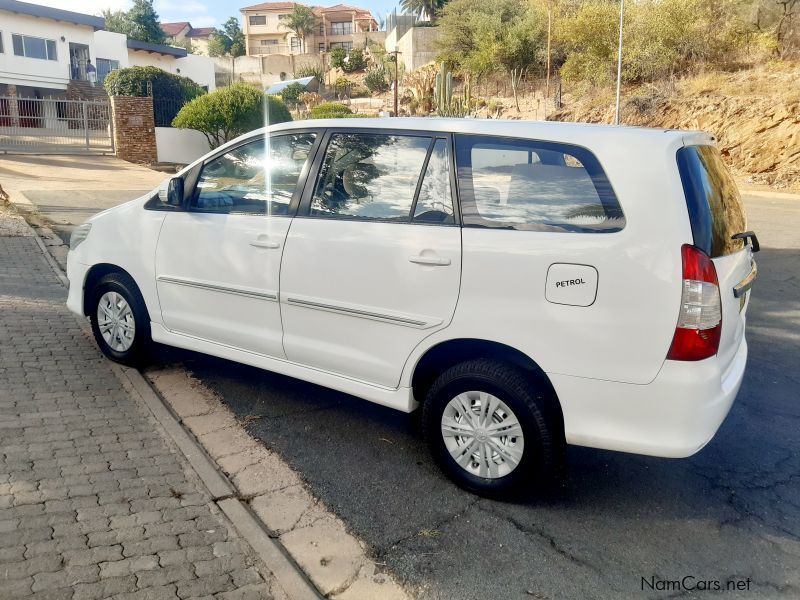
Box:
[552,336,747,458]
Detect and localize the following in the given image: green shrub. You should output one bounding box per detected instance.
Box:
[342,48,366,73]
[330,47,366,73]
[334,76,354,94]
[294,63,324,82]
[349,86,370,98]
[104,65,206,125]
[104,65,204,100]
[364,66,389,93]
[330,47,347,69]
[172,83,291,148]
[277,82,306,104]
[308,102,354,119]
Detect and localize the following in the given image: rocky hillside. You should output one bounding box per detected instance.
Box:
[549,63,800,191]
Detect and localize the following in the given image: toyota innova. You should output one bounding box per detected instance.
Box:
[66,119,758,494]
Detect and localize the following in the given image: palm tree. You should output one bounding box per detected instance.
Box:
[400,0,446,23]
[282,4,316,54]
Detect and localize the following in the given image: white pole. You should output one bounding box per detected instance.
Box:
[614,0,625,125]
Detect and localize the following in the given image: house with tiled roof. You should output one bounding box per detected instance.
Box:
[240,1,381,56]
[160,21,216,56]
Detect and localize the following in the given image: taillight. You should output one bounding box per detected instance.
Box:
[667,244,722,361]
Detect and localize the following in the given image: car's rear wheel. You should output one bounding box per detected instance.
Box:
[88,272,151,366]
[422,359,564,496]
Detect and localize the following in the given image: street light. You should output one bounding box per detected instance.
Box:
[614,0,625,125]
[388,45,401,117]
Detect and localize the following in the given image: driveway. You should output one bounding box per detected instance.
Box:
[172,192,800,599]
[0,154,165,241]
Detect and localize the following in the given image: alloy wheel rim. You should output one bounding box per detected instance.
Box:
[441,391,524,479]
[97,291,136,352]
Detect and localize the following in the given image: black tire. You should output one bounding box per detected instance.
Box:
[422,359,564,497]
[88,272,151,367]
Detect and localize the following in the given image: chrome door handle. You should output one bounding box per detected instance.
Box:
[409,255,451,266]
[250,240,280,249]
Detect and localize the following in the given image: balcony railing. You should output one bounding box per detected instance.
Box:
[250,44,296,55]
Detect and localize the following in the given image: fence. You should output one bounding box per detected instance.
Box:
[0,96,113,154]
[470,75,562,105]
[152,97,188,127]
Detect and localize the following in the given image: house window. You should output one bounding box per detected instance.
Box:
[330,22,353,36]
[249,15,266,26]
[329,41,352,50]
[96,58,120,85]
[319,23,325,35]
[290,37,301,51]
[278,14,289,20]
[12,33,57,60]
[319,43,325,52]
[0,32,4,54]
[260,39,278,45]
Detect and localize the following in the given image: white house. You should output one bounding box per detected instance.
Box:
[0,0,215,99]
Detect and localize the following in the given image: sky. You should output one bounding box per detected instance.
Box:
[28,0,403,29]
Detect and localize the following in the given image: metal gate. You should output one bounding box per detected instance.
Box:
[0,96,114,154]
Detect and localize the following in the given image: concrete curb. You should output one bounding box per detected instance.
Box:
[16,206,322,600]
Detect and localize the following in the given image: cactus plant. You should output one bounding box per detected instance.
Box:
[434,62,473,118]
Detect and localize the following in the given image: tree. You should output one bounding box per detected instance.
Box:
[173,83,292,148]
[101,0,165,44]
[437,0,547,78]
[101,9,130,35]
[400,0,447,23]
[282,5,316,53]
[208,17,246,84]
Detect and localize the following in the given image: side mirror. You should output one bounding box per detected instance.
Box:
[167,177,184,207]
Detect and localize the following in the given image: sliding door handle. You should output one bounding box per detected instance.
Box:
[409,255,451,266]
[250,240,280,249]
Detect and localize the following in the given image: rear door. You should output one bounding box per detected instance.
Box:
[279,129,461,388]
[677,144,755,368]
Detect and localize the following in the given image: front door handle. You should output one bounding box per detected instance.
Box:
[250,240,280,249]
[409,255,451,266]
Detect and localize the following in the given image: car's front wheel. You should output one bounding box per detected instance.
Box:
[422,359,564,496]
[88,272,151,366]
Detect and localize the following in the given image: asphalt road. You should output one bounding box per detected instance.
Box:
[21,184,800,598]
[150,193,798,600]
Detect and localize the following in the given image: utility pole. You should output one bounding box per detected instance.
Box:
[388,46,401,117]
[614,0,625,125]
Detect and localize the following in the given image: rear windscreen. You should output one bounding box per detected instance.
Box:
[677,145,747,257]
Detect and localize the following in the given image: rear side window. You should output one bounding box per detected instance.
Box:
[454,135,624,233]
[309,132,454,224]
[677,145,746,257]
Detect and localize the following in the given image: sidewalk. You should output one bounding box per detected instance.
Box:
[0,208,284,599]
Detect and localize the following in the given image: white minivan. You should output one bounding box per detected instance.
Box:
[66,118,758,495]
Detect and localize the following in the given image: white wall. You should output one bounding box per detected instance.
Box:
[0,12,95,90]
[128,50,216,91]
[175,54,216,91]
[93,31,129,68]
[155,126,210,164]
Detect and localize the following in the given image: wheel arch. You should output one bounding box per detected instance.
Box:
[410,338,563,424]
[82,263,147,317]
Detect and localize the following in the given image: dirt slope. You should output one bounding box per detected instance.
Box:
[549,64,800,191]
